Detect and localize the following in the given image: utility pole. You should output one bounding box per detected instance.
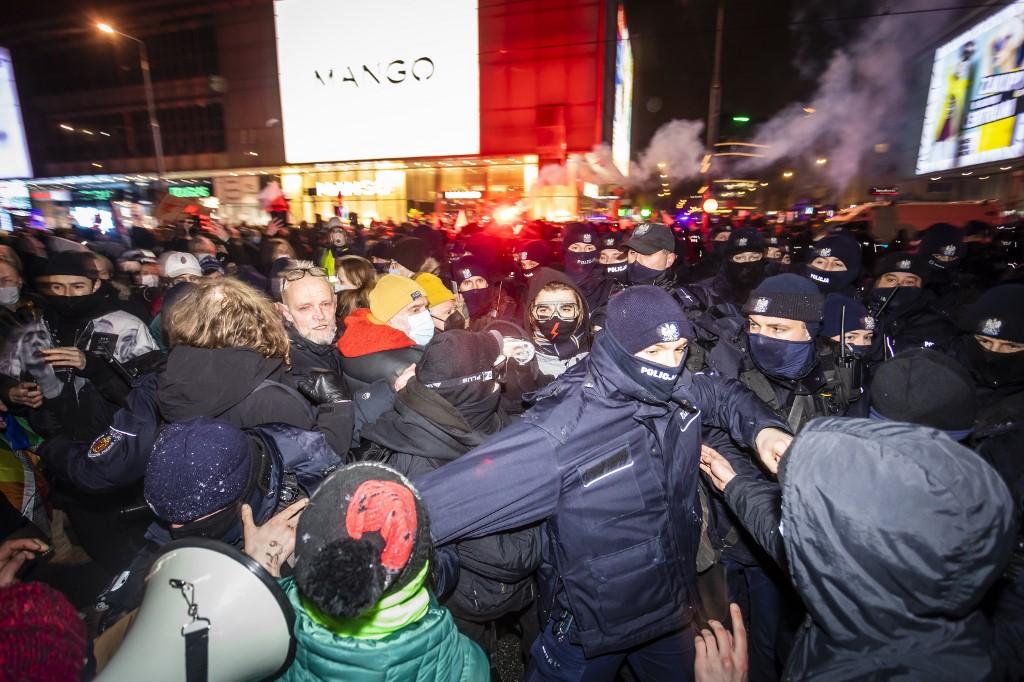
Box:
[702,0,725,242]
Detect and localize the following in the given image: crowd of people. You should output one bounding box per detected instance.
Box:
[0,210,1020,681]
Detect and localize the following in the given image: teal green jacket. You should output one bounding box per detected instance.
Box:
[276,578,489,681]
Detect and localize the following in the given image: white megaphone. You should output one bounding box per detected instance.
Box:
[99,538,295,682]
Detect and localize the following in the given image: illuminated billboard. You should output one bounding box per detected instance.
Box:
[611,5,633,176]
[917,2,1024,174]
[273,0,480,163]
[0,48,32,179]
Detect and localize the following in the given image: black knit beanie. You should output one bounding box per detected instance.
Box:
[44,252,95,279]
[742,274,825,323]
[810,234,862,278]
[962,284,1024,342]
[391,238,430,273]
[873,251,930,282]
[606,285,693,354]
[870,348,977,433]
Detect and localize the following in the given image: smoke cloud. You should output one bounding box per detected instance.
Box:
[738,1,955,188]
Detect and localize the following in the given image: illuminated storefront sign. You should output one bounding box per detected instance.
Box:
[169,186,211,198]
[274,0,480,163]
[444,190,483,199]
[315,179,399,197]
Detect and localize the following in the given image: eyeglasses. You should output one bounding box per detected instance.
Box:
[282,266,328,281]
[532,301,580,322]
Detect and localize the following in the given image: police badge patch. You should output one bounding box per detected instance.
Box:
[582,233,593,243]
[89,428,127,458]
[658,322,681,342]
[818,247,831,258]
[461,268,472,280]
[737,237,748,247]
[864,316,876,331]
[898,259,912,270]
[635,224,651,236]
[942,244,957,257]
[981,318,1003,336]
[753,297,770,313]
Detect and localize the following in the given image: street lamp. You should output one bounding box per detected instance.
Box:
[97,22,166,187]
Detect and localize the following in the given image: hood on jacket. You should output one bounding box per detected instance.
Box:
[781,417,1014,679]
[337,308,414,359]
[363,378,502,460]
[158,346,285,422]
[522,267,592,334]
[278,578,488,682]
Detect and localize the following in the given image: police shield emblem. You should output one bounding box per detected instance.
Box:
[657,322,681,342]
[981,318,1002,336]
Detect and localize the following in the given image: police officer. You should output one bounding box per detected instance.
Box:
[709,274,861,432]
[415,286,792,681]
[865,251,959,358]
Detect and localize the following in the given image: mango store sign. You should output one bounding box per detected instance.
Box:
[316,179,399,197]
[274,0,479,162]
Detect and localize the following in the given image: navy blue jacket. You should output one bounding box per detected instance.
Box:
[418,331,787,656]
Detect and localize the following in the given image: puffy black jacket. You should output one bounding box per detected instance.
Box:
[157,346,355,456]
[780,418,1015,681]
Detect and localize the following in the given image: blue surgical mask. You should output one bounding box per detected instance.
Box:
[748,334,816,380]
[407,310,435,346]
[628,261,664,285]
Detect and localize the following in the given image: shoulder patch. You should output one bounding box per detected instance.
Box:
[89,428,127,458]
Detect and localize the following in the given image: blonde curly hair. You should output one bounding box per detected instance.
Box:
[166,277,291,363]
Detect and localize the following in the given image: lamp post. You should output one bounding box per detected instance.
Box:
[97,22,166,187]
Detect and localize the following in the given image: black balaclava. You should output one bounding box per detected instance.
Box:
[603,286,694,402]
[804,234,862,295]
[562,222,599,282]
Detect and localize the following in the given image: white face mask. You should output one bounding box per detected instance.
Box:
[141,274,160,288]
[407,310,435,346]
[0,286,19,306]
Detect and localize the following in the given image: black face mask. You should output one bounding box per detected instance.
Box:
[725,260,766,291]
[748,334,817,380]
[603,261,629,284]
[602,332,683,403]
[628,261,664,285]
[805,266,856,294]
[871,286,924,311]
[564,251,597,281]
[964,337,1024,387]
[536,317,578,343]
[44,290,105,320]
[437,310,468,332]
[462,288,492,319]
[169,502,243,544]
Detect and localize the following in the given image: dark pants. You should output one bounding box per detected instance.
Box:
[724,558,784,682]
[526,617,696,682]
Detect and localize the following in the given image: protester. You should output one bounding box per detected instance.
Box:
[337,274,426,388]
[278,462,489,681]
[335,255,376,319]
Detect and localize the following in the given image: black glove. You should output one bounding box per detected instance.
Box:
[297,370,351,405]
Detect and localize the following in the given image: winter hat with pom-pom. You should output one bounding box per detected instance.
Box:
[293,462,432,636]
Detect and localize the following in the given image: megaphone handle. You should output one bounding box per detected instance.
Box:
[182,621,209,682]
